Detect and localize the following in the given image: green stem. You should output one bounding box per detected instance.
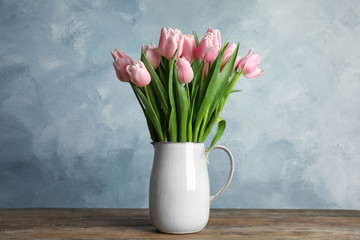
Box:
[186,83,192,142]
[185,83,191,106]
[193,63,205,141]
[144,86,155,114]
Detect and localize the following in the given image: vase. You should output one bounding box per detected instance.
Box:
[149,142,234,234]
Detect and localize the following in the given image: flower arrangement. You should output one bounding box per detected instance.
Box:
[112,27,263,152]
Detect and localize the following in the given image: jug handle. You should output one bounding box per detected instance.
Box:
[207,145,235,202]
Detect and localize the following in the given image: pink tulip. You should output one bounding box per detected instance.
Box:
[197,28,222,63]
[221,43,236,66]
[197,33,218,62]
[111,49,134,82]
[126,61,151,87]
[237,49,263,78]
[158,27,184,60]
[181,34,197,63]
[176,57,194,84]
[142,43,161,69]
[206,27,222,50]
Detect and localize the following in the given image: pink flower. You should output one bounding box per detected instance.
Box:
[237,49,263,78]
[111,49,134,82]
[221,43,236,66]
[206,27,221,50]
[181,34,197,63]
[176,57,194,84]
[197,28,222,63]
[158,27,184,60]
[142,43,161,69]
[126,61,151,87]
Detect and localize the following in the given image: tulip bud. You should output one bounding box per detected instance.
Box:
[206,27,222,50]
[197,28,222,63]
[181,34,197,63]
[126,61,151,87]
[111,48,133,63]
[237,49,263,78]
[221,43,236,66]
[158,27,184,60]
[176,57,194,84]
[142,43,161,69]
[111,49,134,82]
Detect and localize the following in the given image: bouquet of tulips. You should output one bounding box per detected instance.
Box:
[111,27,263,152]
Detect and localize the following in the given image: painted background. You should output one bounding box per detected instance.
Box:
[1,0,359,209]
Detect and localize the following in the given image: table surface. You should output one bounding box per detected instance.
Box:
[0,208,359,239]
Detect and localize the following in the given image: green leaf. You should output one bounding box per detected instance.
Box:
[157,58,168,89]
[208,44,239,113]
[168,106,177,141]
[200,43,240,141]
[193,62,204,117]
[205,117,226,154]
[201,71,242,142]
[185,83,192,142]
[141,53,170,117]
[196,43,240,142]
[196,63,209,111]
[198,108,209,141]
[193,43,229,141]
[130,83,157,141]
[217,71,242,116]
[193,30,199,47]
[187,82,199,142]
[147,81,162,121]
[147,82,167,141]
[173,66,189,142]
[131,83,164,141]
[190,59,201,100]
[168,56,177,142]
[231,89,242,94]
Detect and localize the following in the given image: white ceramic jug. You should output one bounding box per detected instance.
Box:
[149,142,234,234]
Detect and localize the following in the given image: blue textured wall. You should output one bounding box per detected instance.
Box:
[1,0,359,209]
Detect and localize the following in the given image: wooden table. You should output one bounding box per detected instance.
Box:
[0,209,359,239]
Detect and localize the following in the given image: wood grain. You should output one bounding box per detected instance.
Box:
[0,209,359,239]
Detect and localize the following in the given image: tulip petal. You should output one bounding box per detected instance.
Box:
[113,62,125,81]
[221,43,236,66]
[176,58,194,84]
[204,46,218,63]
[177,35,184,58]
[158,27,183,60]
[181,35,196,62]
[113,58,131,82]
[158,27,167,50]
[111,49,119,60]
[196,39,206,60]
[162,35,177,59]
[244,68,263,78]
[126,64,134,79]
[133,68,151,87]
[146,48,161,69]
[243,54,261,74]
